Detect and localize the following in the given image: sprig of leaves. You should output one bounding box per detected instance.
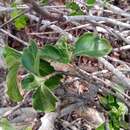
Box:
[66,2,84,15]
[4,33,112,112]
[11,3,28,30]
[98,94,128,130]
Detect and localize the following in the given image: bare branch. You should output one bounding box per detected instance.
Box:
[22,0,65,21]
[98,57,130,89]
[26,14,75,41]
[65,15,130,29]
[0,29,28,46]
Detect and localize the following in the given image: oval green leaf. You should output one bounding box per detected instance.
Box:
[40,45,62,62]
[75,33,112,58]
[44,74,63,90]
[40,44,71,64]
[86,0,96,6]
[22,49,35,72]
[39,59,55,76]
[32,85,57,112]
[21,40,39,74]
[4,46,22,68]
[11,9,28,30]
[7,64,23,102]
[96,123,114,130]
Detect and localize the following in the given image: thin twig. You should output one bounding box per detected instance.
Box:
[0,29,28,46]
[65,15,130,29]
[22,0,64,21]
[106,56,130,68]
[98,0,130,19]
[57,65,130,107]
[114,44,130,51]
[0,5,66,13]
[98,57,130,89]
[26,14,75,41]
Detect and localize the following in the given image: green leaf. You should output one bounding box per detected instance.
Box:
[56,36,73,63]
[99,95,118,110]
[21,74,38,90]
[40,45,62,62]
[66,2,79,10]
[11,9,28,30]
[96,123,114,130]
[107,95,117,107]
[21,40,39,74]
[96,123,104,130]
[0,118,16,130]
[86,0,96,6]
[107,95,119,110]
[109,107,120,129]
[44,74,63,90]
[39,59,55,76]
[40,42,72,64]
[22,41,55,76]
[5,55,19,68]
[4,46,22,58]
[4,46,22,68]
[75,33,112,58]
[100,94,128,130]
[6,64,23,102]
[66,2,84,15]
[32,85,57,112]
[22,49,35,72]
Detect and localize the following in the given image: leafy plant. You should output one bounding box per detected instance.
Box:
[4,33,126,129]
[98,94,128,130]
[66,2,84,15]
[1,0,128,129]
[96,122,114,130]
[4,40,63,111]
[11,3,28,30]
[66,0,96,15]
[4,33,112,112]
